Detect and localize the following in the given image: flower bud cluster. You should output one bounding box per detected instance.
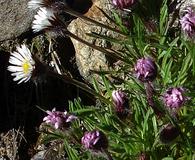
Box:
[6,1,193,159]
[43,108,77,129]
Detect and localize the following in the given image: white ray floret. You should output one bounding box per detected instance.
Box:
[28,0,44,10]
[7,44,35,84]
[32,7,55,32]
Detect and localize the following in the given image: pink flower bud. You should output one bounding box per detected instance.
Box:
[163,87,186,110]
[112,0,136,9]
[134,57,157,82]
[81,130,108,151]
[43,108,77,129]
[112,90,129,118]
[180,7,195,38]
[138,152,150,160]
[159,123,180,144]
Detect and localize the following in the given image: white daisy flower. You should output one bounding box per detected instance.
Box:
[32,7,56,32]
[7,44,35,84]
[28,0,44,10]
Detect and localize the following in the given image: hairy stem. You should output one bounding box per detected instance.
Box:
[63,6,126,36]
[64,30,127,62]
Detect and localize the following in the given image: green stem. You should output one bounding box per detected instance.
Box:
[104,149,113,160]
[166,109,192,155]
[35,105,46,112]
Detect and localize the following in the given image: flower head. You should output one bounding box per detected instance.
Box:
[112,90,129,118]
[180,7,195,37]
[163,87,186,110]
[32,7,65,35]
[28,0,45,10]
[159,123,180,144]
[32,7,56,32]
[112,0,135,9]
[81,130,108,151]
[7,44,35,84]
[134,57,157,82]
[43,108,77,129]
[28,0,64,10]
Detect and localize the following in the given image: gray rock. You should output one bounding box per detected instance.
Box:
[31,150,46,160]
[68,0,120,82]
[0,0,35,42]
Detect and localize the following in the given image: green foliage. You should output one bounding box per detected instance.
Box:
[36,0,195,159]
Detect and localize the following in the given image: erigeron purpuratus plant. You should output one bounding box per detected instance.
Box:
[7,0,195,159]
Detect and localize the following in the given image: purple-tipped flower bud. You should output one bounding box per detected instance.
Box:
[112,0,136,9]
[112,90,129,118]
[138,152,150,160]
[180,7,195,38]
[159,123,180,144]
[163,87,186,110]
[81,130,108,152]
[134,57,157,82]
[43,108,77,129]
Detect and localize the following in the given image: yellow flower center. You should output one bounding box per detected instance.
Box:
[22,60,31,74]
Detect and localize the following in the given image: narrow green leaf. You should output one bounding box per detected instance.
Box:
[64,139,79,160]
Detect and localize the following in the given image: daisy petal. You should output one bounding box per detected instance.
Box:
[7,44,35,84]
